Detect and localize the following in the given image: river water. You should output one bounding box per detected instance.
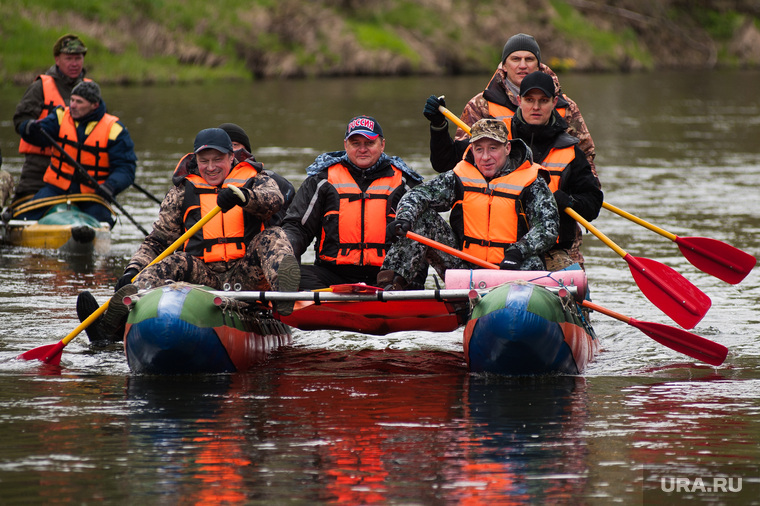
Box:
[0,70,758,504]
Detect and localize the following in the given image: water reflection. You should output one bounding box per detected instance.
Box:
[119,363,595,504]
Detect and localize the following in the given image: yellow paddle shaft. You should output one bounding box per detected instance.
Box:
[565,207,628,259]
[61,205,223,346]
[439,104,472,135]
[602,202,677,241]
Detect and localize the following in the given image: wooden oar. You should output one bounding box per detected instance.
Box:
[565,208,711,329]
[405,231,727,366]
[17,204,225,365]
[602,202,756,284]
[39,129,149,236]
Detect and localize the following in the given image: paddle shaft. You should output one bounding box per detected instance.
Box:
[602,202,675,240]
[438,104,473,135]
[40,129,149,236]
[131,181,163,204]
[406,231,498,270]
[43,205,223,350]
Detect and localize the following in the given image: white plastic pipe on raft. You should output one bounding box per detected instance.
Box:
[211,289,479,305]
[209,285,578,306]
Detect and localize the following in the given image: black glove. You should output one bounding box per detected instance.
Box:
[499,247,523,270]
[386,219,411,243]
[553,190,574,211]
[116,268,139,291]
[24,120,42,137]
[96,183,115,202]
[423,95,447,127]
[217,187,248,212]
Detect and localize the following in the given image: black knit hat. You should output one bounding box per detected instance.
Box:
[218,123,251,152]
[501,33,541,64]
[71,81,101,104]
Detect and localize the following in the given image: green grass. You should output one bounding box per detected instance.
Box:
[549,0,653,69]
[346,20,421,66]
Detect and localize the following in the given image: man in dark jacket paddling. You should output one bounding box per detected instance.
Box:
[282,115,425,290]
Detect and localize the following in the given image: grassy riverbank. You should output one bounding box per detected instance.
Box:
[2,0,759,85]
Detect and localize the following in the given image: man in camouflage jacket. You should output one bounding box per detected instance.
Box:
[76,128,300,343]
[379,119,559,290]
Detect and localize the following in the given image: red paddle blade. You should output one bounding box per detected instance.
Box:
[16,341,64,365]
[625,255,711,329]
[630,317,728,366]
[675,236,756,285]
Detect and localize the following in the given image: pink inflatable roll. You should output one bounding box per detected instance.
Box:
[444,269,588,301]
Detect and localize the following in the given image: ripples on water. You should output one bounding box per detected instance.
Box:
[1,71,759,503]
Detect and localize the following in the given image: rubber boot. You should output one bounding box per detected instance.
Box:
[376,270,409,291]
[76,291,108,344]
[98,284,138,342]
[274,255,300,316]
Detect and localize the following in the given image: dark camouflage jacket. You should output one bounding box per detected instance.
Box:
[125,156,283,274]
[397,140,559,261]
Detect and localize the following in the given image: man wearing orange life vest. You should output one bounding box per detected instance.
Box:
[378,119,559,290]
[12,34,90,203]
[282,115,425,290]
[76,128,300,344]
[425,33,597,177]
[511,72,602,270]
[16,80,137,227]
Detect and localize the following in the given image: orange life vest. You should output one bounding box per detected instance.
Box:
[452,159,540,263]
[182,162,260,263]
[317,163,403,267]
[42,107,119,192]
[539,145,575,192]
[19,75,91,156]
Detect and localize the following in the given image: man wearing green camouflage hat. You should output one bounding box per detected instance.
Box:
[378,118,559,290]
[11,34,90,204]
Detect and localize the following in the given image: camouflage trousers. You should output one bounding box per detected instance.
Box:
[381,210,545,282]
[134,227,295,291]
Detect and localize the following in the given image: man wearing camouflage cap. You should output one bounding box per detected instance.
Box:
[379,118,559,290]
[12,34,90,203]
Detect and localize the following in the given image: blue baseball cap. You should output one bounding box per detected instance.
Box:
[194,128,233,154]
[344,115,384,140]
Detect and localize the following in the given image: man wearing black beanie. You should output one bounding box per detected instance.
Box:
[424,33,596,179]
